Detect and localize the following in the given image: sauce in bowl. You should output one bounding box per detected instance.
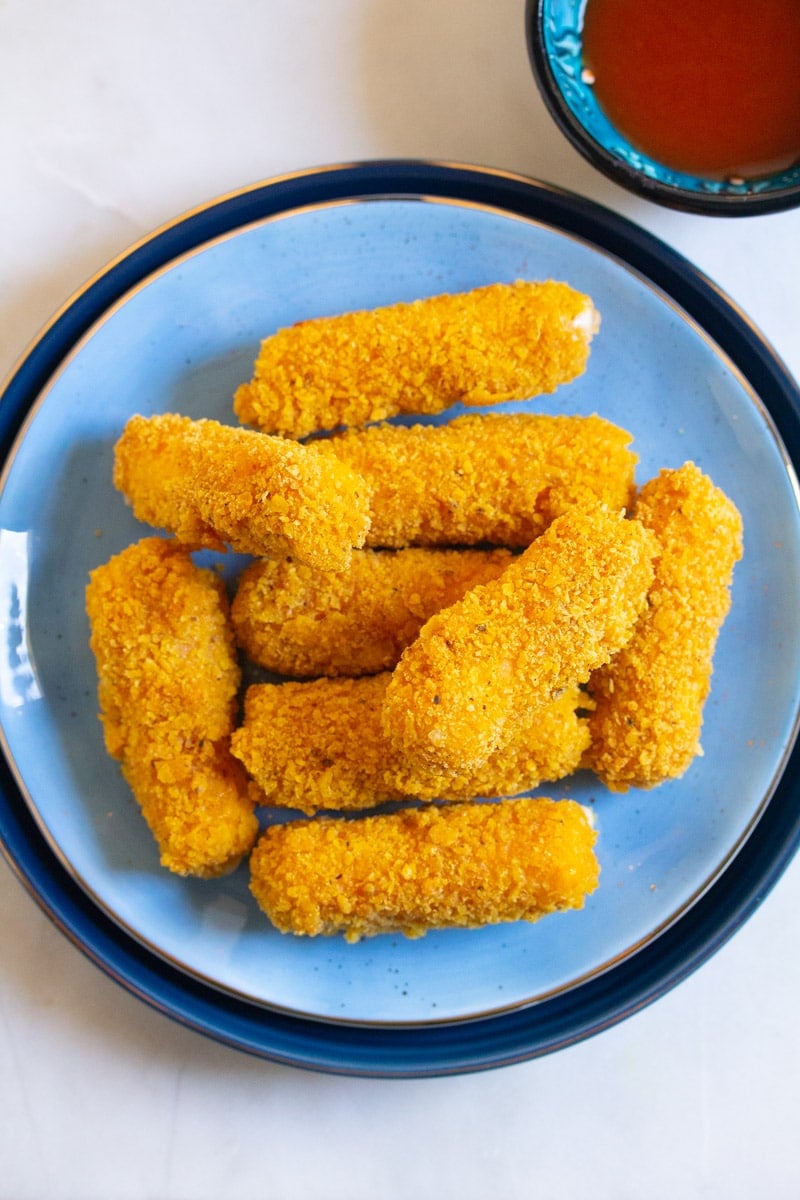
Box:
[582,0,800,181]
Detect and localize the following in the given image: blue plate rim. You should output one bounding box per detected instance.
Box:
[2,158,800,1076]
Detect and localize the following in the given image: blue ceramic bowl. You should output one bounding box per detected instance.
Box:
[525,0,800,216]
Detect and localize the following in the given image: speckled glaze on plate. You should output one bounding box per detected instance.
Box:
[1,162,800,1074]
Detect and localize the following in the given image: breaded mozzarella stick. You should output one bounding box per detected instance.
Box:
[249,797,599,940]
[113,413,370,570]
[231,547,513,677]
[85,537,259,877]
[311,412,637,549]
[231,675,590,813]
[381,506,657,775]
[586,462,743,791]
[234,280,600,438]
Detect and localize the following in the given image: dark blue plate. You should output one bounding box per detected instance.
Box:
[2,161,800,1075]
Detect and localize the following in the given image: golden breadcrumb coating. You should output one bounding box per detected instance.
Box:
[586,462,743,792]
[234,280,600,438]
[231,675,590,813]
[113,413,370,570]
[311,412,637,549]
[85,537,259,877]
[381,506,657,775]
[231,547,513,677]
[249,797,599,940]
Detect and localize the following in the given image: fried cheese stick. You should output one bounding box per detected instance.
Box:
[234,280,600,438]
[249,797,599,940]
[231,547,514,677]
[85,537,259,878]
[381,506,657,775]
[230,674,590,813]
[113,413,370,570]
[311,412,637,549]
[586,462,743,792]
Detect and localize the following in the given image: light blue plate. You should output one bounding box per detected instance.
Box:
[1,167,800,1032]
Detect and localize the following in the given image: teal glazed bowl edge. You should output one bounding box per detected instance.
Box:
[525,0,800,216]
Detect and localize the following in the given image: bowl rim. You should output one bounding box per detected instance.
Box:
[525,0,800,217]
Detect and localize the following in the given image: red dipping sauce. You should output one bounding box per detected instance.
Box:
[581,0,800,181]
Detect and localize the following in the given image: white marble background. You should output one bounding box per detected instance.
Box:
[1,2,799,1197]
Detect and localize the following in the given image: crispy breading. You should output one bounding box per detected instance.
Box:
[230,674,590,813]
[380,506,657,775]
[234,280,600,438]
[586,462,743,791]
[311,412,637,549]
[85,537,259,877]
[231,547,514,677]
[113,413,370,570]
[249,797,599,940]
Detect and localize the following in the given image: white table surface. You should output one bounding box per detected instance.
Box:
[2,2,799,1197]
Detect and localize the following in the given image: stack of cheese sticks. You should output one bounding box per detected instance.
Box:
[86,279,743,942]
